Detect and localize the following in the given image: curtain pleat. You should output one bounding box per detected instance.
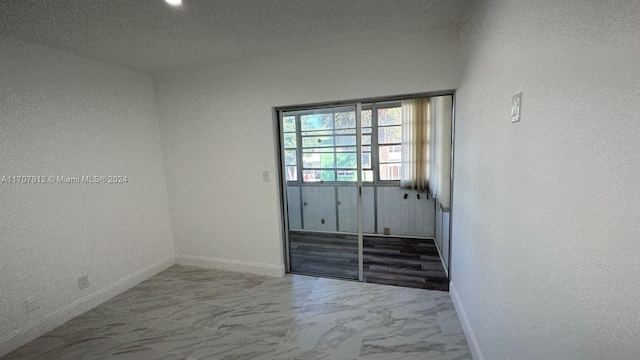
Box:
[400,98,430,191]
[433,96,452,209]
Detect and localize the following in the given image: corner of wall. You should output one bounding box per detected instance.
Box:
[175,255,285,278]
[149,73,178,257]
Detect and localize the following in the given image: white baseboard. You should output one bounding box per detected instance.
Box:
[449,281,485,360]
[175,255,285,278]
[0,256,175,357]
[433,235,449,278]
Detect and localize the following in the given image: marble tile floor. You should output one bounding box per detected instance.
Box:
[3,265,471,360]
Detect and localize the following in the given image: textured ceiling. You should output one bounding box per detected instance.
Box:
[0,0,469,73]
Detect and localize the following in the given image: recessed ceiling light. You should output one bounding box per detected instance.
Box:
[165,0,182,7]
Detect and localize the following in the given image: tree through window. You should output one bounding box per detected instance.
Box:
[282,103,402,183]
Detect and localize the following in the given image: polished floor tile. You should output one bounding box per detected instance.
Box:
[37,331,121,360]
[105,293,188,319]
[133,319,212,356]
[217,309,297,343]
[237,290,308,314]
[281,319,363,360]
[14,325,81,357]
[363,312,441,344]
[444,339,473,360]
[0,353,41,360]
[66,308,159,343]
[3,265,471,360]
[359,341,448,360]
[107,343,186,360]
[188,332,279,360]
[166,301,235,329]
[304,278,372,308]
[252,275,318,295]
[271,343,341,360]
[296,303,367,330]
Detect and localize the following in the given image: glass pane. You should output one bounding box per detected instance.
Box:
[336,153,357,169]
[283,133,296,149]
[362,170,373,182]
[378,107,401,126]
[282,116,296,132]
[285,166,297,181]
[362,127,372,134]
[378,126,401,144]
[321,170,336,181]
[302,136,334,148]
[303,147,333,153]
[302,169,321,182]
[379,145,402,163]
[288,105,358,281]
[335,129,356,135]
[362,152,371,169]
[336,147,357,152]
[335,112,356,129]
[362,146,371,152]
[303,130,333,136]
[362,135,371,145]
[380,163,401,181]
[302,169,337,181]
[361,109,372,127]
[336,135,356,146]
[284,150,296,165]
[302,152,335,168]
[301,113,333,131]
[337,171,357,182]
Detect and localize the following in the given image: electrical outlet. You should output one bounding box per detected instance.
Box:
[23,296,39,313]
[262,170,269,182]
[78,275,89,290]
[384,227,390,235]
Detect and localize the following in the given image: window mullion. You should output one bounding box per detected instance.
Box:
[332,112,338,181]
[295,114,303,183]
[371,103,380,184]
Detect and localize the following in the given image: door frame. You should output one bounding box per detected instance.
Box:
[273,89,457,279]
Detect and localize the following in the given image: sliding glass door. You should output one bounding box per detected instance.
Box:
[280,105,363,280]
[279,95,454,288]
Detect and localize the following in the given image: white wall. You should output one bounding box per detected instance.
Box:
[287,185,434,237]
[301,186,337,232]
[452,1,640,359]
[0,37,174,355]
[154,29,460,276]
[376,187,434,237]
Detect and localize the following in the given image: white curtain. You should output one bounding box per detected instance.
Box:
[431,96,453,209]
[400,98,431,191]
[429,99,438,198]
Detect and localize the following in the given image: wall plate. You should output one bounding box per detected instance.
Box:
[511,92,522,123]
[78,275,90,290]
